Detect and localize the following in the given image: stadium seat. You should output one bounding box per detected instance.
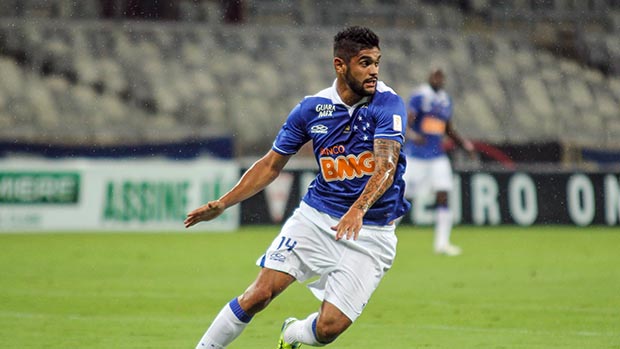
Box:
[1,14,619,155]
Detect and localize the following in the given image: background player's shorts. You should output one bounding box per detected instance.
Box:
[403,155,453,198]
[256,201,397,322]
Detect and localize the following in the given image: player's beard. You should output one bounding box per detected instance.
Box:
[344,68,375,97]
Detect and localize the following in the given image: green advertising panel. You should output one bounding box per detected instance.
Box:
[0,172,80,204]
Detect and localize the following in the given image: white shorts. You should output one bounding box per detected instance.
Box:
[404,155,453,198]
[256,201,397,322]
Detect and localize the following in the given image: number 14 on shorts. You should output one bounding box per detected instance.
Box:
[276,236,297,251]
[268,236,297,263]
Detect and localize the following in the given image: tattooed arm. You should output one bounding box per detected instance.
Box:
[332,138,401,240]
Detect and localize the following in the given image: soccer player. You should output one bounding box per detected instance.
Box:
[403,68,475,256]
[184,26,410,348]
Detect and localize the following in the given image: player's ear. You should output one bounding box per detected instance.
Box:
[334,57,345,74]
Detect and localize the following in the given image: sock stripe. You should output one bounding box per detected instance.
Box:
[311,317,318,339]
[228,298,253,323]
[311,316,331,345]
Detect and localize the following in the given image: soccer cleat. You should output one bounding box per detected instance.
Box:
[277,317,302,349]
[435,244,462,256]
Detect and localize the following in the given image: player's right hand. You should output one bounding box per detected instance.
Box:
[332,207,365,241]
[184,200,226,228]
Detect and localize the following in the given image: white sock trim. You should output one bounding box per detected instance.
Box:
[195,301,249,349]
[284,312,324,346]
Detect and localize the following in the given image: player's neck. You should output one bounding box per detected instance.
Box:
[336,79,362,107]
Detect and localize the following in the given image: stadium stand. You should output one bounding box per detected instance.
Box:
[0,0,619,166]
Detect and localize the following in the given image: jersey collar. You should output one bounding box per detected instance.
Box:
[330,79,371,116]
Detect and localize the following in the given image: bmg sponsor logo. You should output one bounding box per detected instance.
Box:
[319,151,375,182]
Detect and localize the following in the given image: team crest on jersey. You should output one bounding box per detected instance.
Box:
[316,104,336,117]
[311,124,328,134]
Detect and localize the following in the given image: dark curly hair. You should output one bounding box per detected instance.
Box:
[333,26,380,63]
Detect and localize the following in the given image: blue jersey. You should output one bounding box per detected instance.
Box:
[272,80,411,226]
[405,84,453,159]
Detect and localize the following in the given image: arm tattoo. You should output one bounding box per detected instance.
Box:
[353,139,400,213]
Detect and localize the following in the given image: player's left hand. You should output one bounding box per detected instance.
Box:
[332,207,365,241]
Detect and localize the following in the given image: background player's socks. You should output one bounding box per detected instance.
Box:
[434,206,452,251]
[283,312,326,346]
[195,298,252,349]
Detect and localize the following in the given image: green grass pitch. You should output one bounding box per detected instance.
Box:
[1,225,619,348]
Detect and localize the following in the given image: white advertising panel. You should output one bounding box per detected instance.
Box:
[0,158,239,232]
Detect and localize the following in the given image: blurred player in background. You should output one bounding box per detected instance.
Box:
[403,68,475,256]
[184,26,410,348]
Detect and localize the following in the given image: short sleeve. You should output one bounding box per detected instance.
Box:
[408,93,424,115]
[374,94,407,144]
[272,102,310,155]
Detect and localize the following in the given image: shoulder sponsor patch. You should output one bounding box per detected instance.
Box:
[393,114,402,132]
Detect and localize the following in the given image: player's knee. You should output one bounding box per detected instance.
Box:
[436,191,448,206]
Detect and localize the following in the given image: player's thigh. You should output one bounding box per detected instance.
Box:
[323,251,383,322]
[404,157,432,196]
[405,157,431,183]
[323,227,397,322]
[430,156,454,191]
[257,205,334,283]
